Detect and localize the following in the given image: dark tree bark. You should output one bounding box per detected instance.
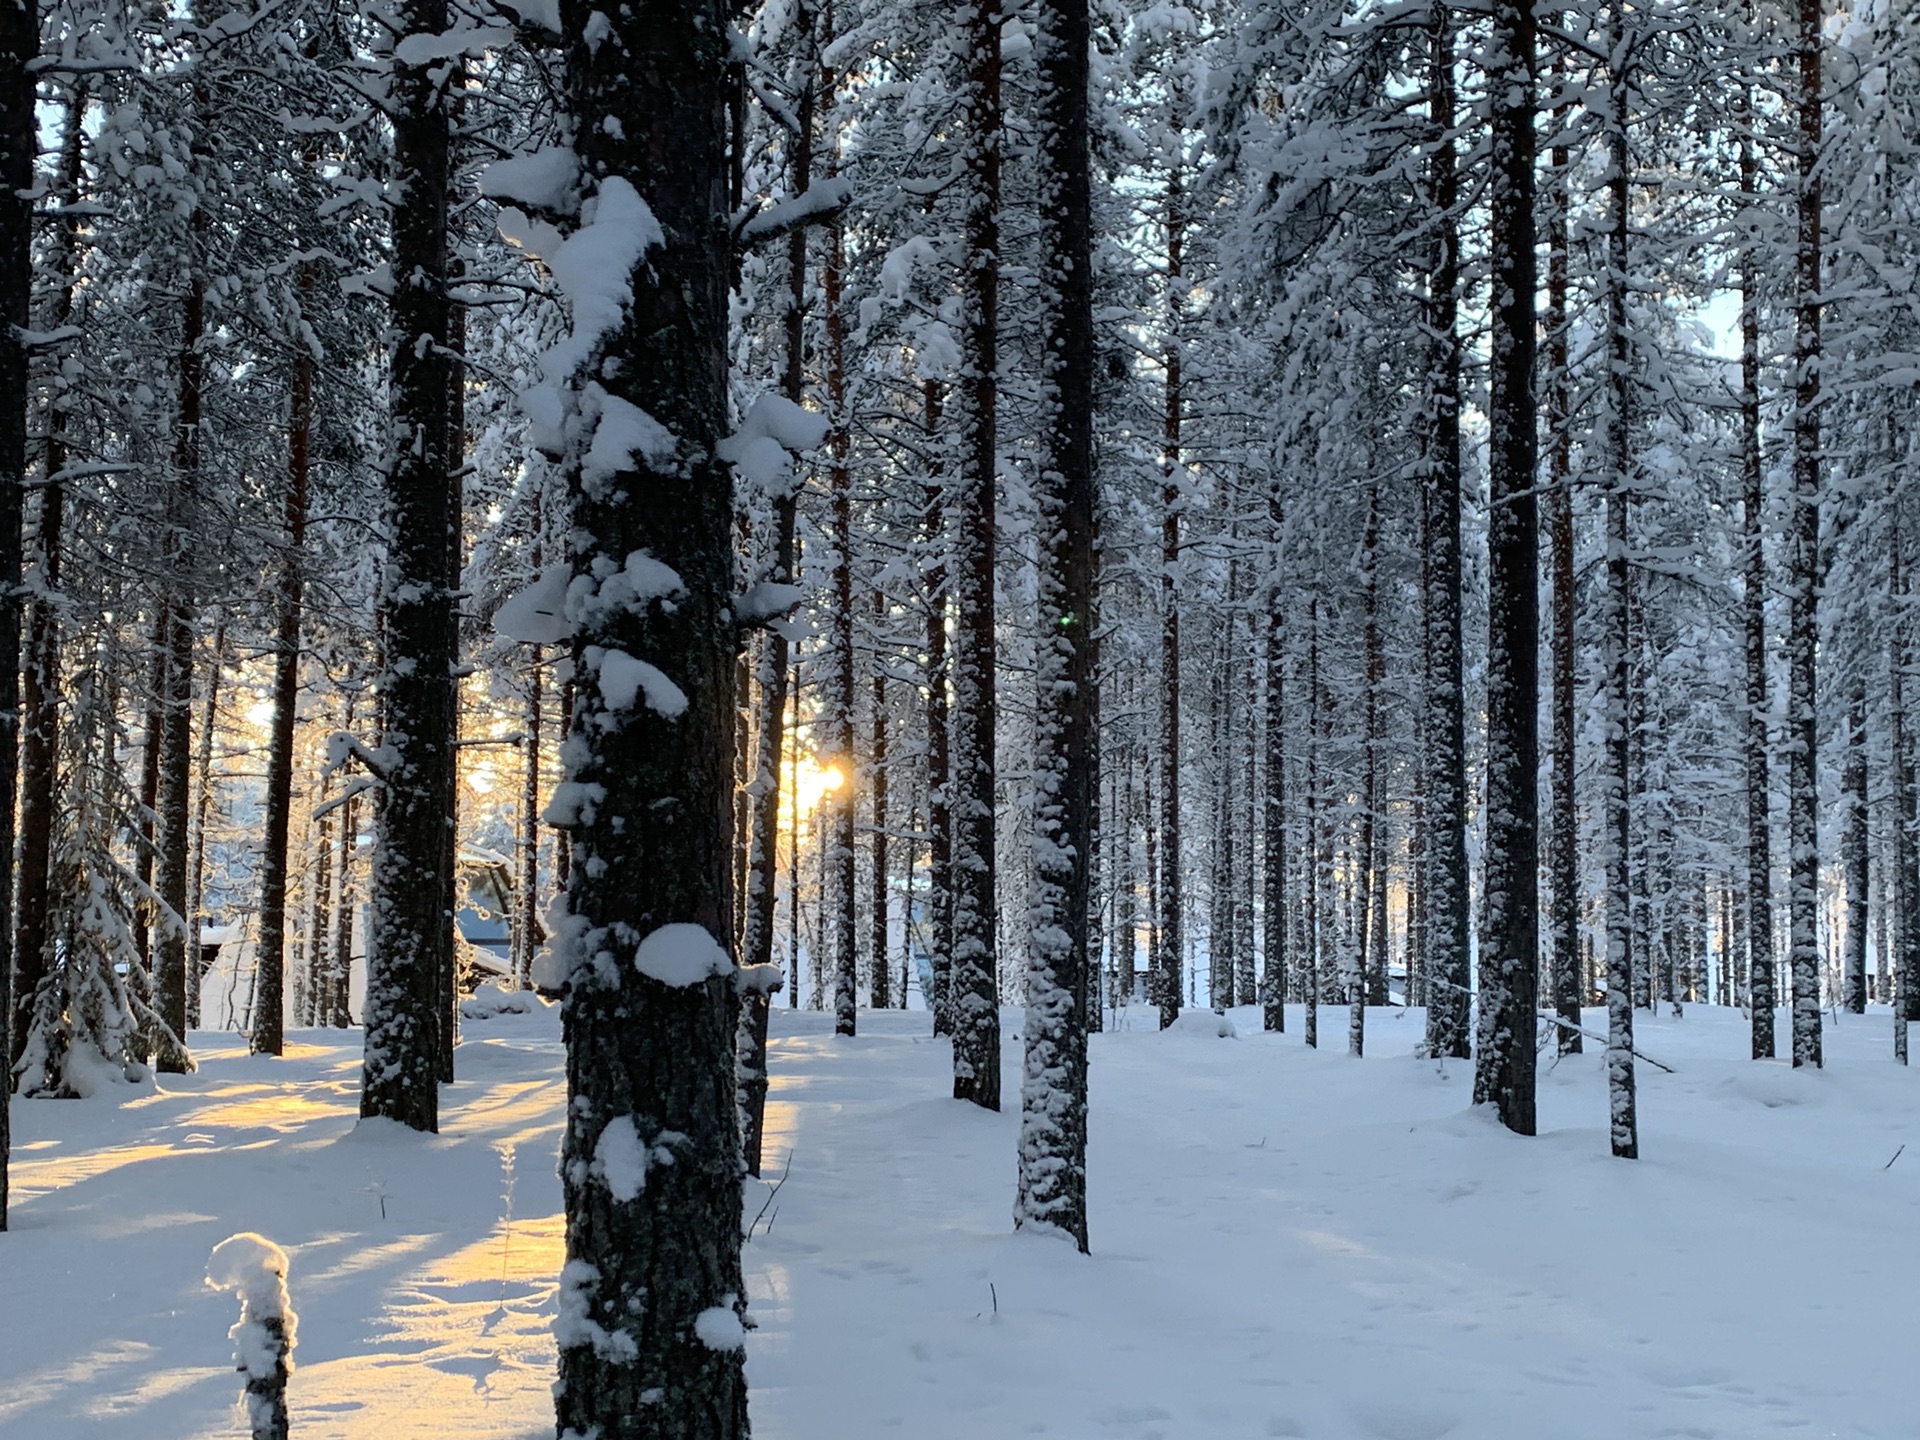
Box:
[825,194,857,1040]
[1472,0,1540,1136]
[1601,15,1638,1157]
[737,16,815,1172]
[253,263,316,1057]
[0,0,30,1228]
[949,0,1002,1108]
[1545,56,1581,1055]
[870,586,890,1008]
[1892,513,1917,1064]
[153,261,204,1074]
[1422,7,1470,1061]
[13,87,87,1076]
[362,0,454,1132]
[1262,579,1286,1032]
[1304,598,1320,1048]
[1155,177,1185,1032]
[515,643,543,989]
[1843,688,1869,1013]
[1786,0,1823,1070]
[1016,0,1095,1254]
[922,379,953,1035]
[550,0,749,1432]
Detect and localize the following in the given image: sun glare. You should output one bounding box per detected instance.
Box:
[793,760,844,816]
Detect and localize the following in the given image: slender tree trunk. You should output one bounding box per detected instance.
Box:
[824,175,857,1038]
[551,0,749,1429]
[185,624,224,1030]
[1546,57,1581,1054]
[1740,115,1774,1057]
[1893,512,1916,1064]
[13,88,87,1076]
[0,0,30,1228]
[253,264,316,1057]
[870,588,890,1008]
[736,18,815,1172]
[1262,585,1287,1032]
[1155,178,1185,1032]
[1786,0,1824,1070]
[1844,688,1869,1013]
[1304,598,1320,1049]
[923,379,953,1035]
[1601,21,1638,1157]
[1423,8,1470,1061]
[154,260,205,1074]
[949,0,1002,1108]
[1473,0,1540,1136]
[516,647,543,989]
[362,0,454,1131]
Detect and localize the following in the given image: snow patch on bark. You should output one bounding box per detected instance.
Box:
[592,1116,649,1201]
[634,923,734,987]
[694,1302,746,1350]
[593,647,688,718]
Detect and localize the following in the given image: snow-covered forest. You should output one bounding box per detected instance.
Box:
[4,0,1920,1435]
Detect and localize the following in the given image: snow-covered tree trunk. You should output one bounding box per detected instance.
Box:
[516,648,543,990]
[949,0,1003,1107]
[362,0,455,1132]
[1361,478,1385,1009]
[1422,7,1470,1062]
[1155,179,1185,1032]
[1472,0,1540,1136]
[1304,597,1320,1048]
[0,0,27,1227]
[737,16,817,1170]
[1786,0,1824,1070]
[13,89,85,1081]
[253,259,316,1058]
[1545,61,1581,1055]
[1016,0,1095,1253]
[1844,689,1869,1013]
[1262,590,1286,1032]
[1740,129,1774,1054]
[871,586,890,1009]
[825,201,857,1040]
[549,0,750,1431]
[1893,513,1916,1064]
[922,380,954,1035]
[1601,26,1638,1158]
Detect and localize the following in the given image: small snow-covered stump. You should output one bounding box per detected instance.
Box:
[206,1233,297,1440]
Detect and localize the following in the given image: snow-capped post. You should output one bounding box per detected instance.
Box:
[206,1233,297,1440]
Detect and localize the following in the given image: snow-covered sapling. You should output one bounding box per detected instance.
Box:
[206,1233,298,1440]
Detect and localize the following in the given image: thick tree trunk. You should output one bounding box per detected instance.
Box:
[1786,0,1823,1070]
[1741,132,1774,1054]
[949,0,1002,1108]
[1422,8,1470,1061]
[1016,0,1095,1252]
[362,0,454,1132]
[1472,0,1540,1136]
[253,264,315,1057]
[550,0,749,1431]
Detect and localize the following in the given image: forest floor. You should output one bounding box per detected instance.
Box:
[3,998,1917,1438]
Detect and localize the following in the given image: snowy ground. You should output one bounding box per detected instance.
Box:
[6,999,1918,1438]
